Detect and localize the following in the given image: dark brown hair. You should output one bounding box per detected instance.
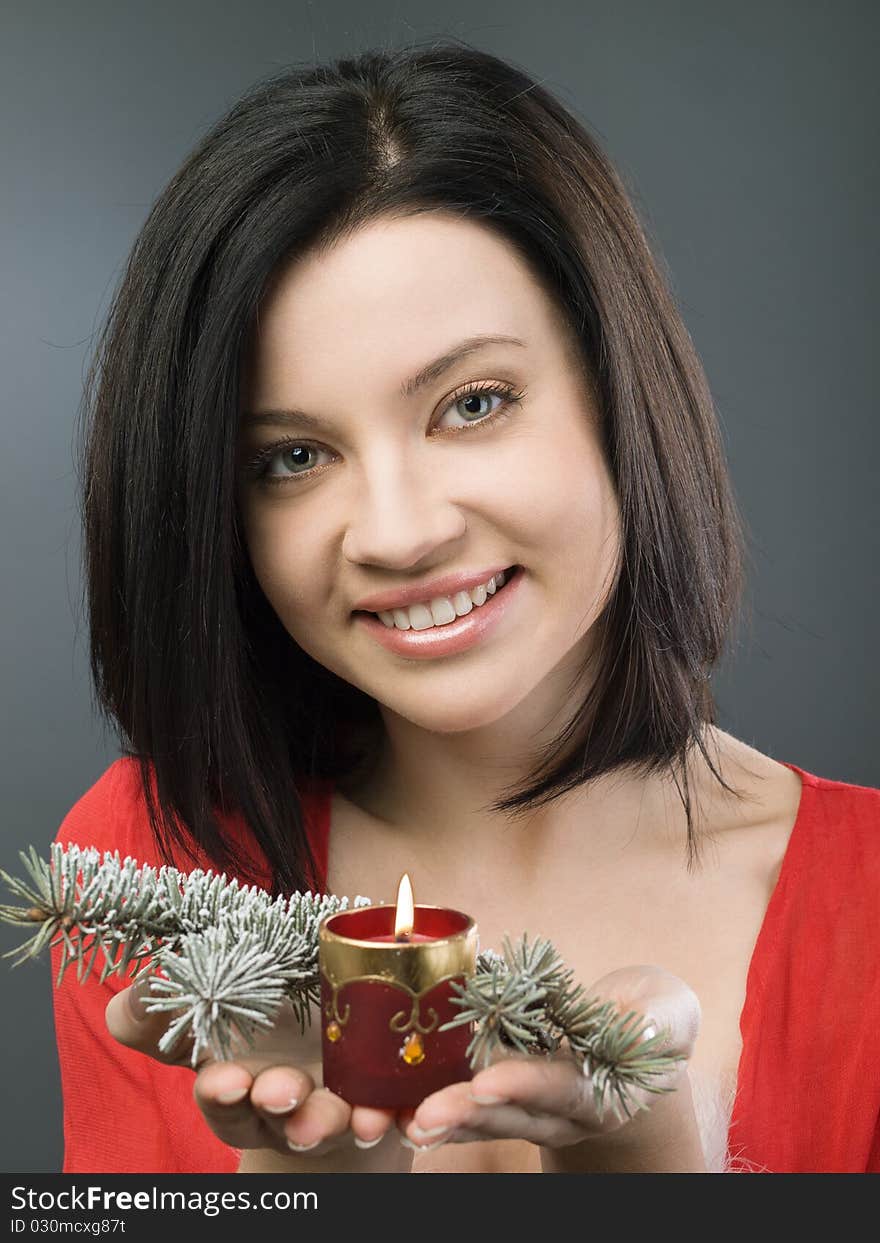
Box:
[80,39,751,894]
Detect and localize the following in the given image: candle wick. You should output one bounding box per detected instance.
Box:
[395,931,411,943]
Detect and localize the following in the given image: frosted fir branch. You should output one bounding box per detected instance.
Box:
[0,842,367,971]
[0,844,183,983]
[2,847,683,1106]
[147,928,289,1064]
[441,933,683,1122]
[0,843,370,1065]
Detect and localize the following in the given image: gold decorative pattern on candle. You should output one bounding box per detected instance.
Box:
[321,971,465,1035]
[389,995,439,1036]
[323,991,351,1029]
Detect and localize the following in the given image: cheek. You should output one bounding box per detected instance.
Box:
[500,432,620,575]
[239,500,323,622]
[560,459,621,582]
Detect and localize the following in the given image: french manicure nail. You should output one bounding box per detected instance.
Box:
[287,1138,320,1152]
[262,1097,299,1115]
[400,1135,448,1152]
[354,1134,384,1149]
[411,1123,451,1140]
[216,1087,249,1105]
[470,1093,506,1105]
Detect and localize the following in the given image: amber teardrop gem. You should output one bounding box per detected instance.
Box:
[401,1031,426,1065]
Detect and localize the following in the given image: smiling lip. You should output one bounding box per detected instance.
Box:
[353,566,524,660]
[352,566,513,615]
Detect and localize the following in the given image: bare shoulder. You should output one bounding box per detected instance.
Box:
[688,726,804,842]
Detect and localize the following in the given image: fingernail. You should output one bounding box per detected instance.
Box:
[400,1135,449,1152]
[287,1138,320,1152]
[411,1123,451,1140]
[216,1087,249,1105]
[354,1134,384,1149]
[262,1097,299,1115]
[469,1093,506,1106]
[641,1024,658,1042]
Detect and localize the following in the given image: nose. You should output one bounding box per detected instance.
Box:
[341,452,466,570]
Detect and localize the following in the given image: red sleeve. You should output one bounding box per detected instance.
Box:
[50,759,332,1173]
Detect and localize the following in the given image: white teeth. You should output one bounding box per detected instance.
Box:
[374,569,513,631]
[407,603,434,631]
[429,597,457,625]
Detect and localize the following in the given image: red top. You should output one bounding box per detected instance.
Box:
[49,757,880,1173]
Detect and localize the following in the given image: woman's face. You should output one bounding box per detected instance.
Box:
[237,212,621,734]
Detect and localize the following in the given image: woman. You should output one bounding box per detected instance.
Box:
[52,41,880,1174]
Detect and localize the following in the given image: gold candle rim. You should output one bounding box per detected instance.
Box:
[320,902,476,949]
[319,904,479,993]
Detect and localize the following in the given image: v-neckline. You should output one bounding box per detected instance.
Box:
[726,759,813,1164]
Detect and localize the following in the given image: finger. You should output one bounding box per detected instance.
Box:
[446,1114,589,1149]
[105,981,196,1068]
[201,1063,317,1150]
[410,1079,515,1138]
[192,1066,267,1150]
[454,1055,593,1125]
[249,1064,315,1118]
[475,1046,678,1124]
[406,1078,590,1148]
[349,1105,397,1148]
[282,1087,352,1155]
[408,1099,587,1149]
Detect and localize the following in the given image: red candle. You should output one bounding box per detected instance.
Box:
[318,874,478,1109]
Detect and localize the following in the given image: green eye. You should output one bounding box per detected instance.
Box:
[268,445,320,475]
[434,382,525,433]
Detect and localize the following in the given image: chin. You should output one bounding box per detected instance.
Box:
[383,686,530,735]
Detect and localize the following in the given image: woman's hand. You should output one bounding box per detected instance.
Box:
[399,965,706,1172]
[105,980,409,1170]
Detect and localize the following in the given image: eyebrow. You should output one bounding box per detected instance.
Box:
[242,333,526,430]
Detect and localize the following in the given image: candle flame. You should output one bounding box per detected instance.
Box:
[394,873,415,938]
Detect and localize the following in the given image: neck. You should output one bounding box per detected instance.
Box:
[341,656,692,860]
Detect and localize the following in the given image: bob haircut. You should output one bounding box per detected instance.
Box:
[81,39,752,897]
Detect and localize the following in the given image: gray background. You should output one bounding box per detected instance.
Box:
[2,1,876,1172]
